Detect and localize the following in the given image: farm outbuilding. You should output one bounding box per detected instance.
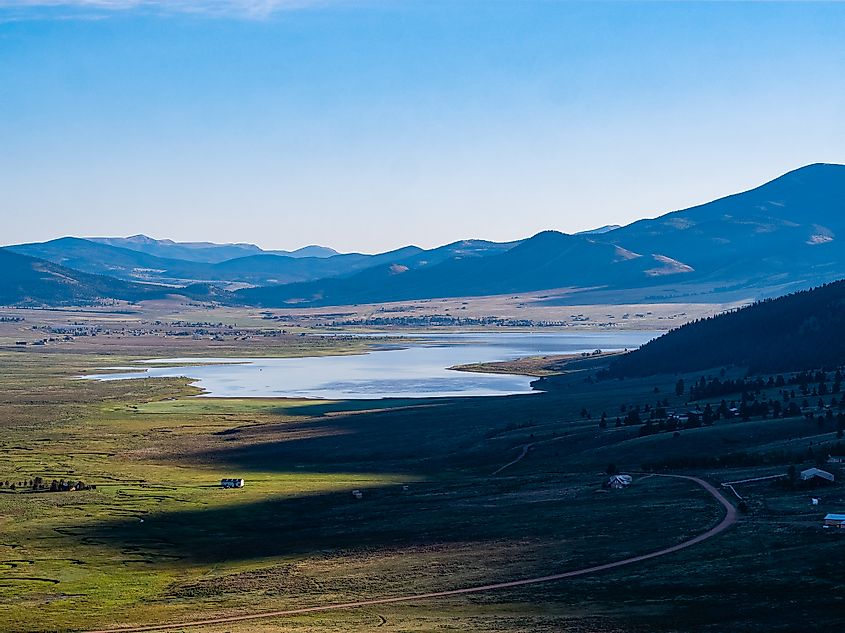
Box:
[800,468,835,483]
[221,478,245,488]
[608,474,633,489]
[823,514,845,529]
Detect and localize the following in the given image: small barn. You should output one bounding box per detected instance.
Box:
[823,513,845,529]
[800,468,835,483]
[608,474,633,489]
[221,478,245,489]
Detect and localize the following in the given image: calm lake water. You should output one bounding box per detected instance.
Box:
[85,331,659,400]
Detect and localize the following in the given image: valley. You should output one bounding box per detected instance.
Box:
[1,301,843,632]
[7,4,845,631]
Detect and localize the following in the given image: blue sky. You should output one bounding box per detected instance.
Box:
[2,1,844,253]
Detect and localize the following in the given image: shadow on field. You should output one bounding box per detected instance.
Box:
[188,391,570,476]
[74,473,712,568]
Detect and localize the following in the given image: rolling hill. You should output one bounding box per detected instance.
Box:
[235,231,672,306]
[237,163,845,307]
[6,237,519,289]
[601,162,845,290]
[0,250,219,306]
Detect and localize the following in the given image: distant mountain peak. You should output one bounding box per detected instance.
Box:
[575,224,622,235]
[85,235,340,263]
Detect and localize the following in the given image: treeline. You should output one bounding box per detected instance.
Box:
[685,369,844,401]
[0,477,95,492]
[642,440,845,472]
[606,280,845,377]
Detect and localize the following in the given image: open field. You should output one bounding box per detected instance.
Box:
[451,351,624,377]
[0,309,843,632]
[252,292,742,331]
[0,294,740,352]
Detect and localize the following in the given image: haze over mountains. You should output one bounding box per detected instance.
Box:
[87,235,339,263]
[3,163,844,307]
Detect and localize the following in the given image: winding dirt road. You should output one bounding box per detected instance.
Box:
[83,474,736,633]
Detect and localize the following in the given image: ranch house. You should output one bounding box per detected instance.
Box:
[800,468,835,483]
[823,514,845,529]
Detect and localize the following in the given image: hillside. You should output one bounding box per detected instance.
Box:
[6,163,845,308]
[238,163,845,307]
[235,231,671,306]
[7,238,518,289]
[601,162,845,291]
[0,250,210,306]
[608,279,845,377]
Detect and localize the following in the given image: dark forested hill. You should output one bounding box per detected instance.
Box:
[608,279,845,377]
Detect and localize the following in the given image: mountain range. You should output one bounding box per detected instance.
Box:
[3,163,844,307]
[0,250,222,306]
[237,163,845,306]
[87,235,338,263]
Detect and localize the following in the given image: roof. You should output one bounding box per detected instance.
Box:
[824,514,845,521]
[801,468,834,479]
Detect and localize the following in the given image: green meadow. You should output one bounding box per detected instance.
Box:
[0,347,843,632]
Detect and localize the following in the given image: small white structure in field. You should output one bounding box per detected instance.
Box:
[352,489,363,499]
[608,474,633,489]
[828,455,845,464]
[800,468,835,483]
[823,513,845,529]
[402,485,409,492]
[221,478,245,489]
[811,497,820,505]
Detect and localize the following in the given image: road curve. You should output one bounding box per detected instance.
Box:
[83,474,736,633]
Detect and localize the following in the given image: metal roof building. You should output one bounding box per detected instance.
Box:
[800,468,835,482]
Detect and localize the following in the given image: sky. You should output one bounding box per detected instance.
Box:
[1,1,845,254]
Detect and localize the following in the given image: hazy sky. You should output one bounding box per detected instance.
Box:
[2,1,845,253]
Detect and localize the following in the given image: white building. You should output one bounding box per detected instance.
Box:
[608,474,633,489]
[800,468,835,483]
[220,478,245,488]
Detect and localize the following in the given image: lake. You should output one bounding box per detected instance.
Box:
[85,331,660,399]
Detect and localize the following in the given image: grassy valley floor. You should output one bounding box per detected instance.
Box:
[0,317,843,632]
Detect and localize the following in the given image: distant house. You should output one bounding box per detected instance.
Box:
[352,489,363,499]
[823,513,845,529]
[800,468,835,483]
[220,478,244,488]
[828,455,845,464]
[608,474,633,489]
